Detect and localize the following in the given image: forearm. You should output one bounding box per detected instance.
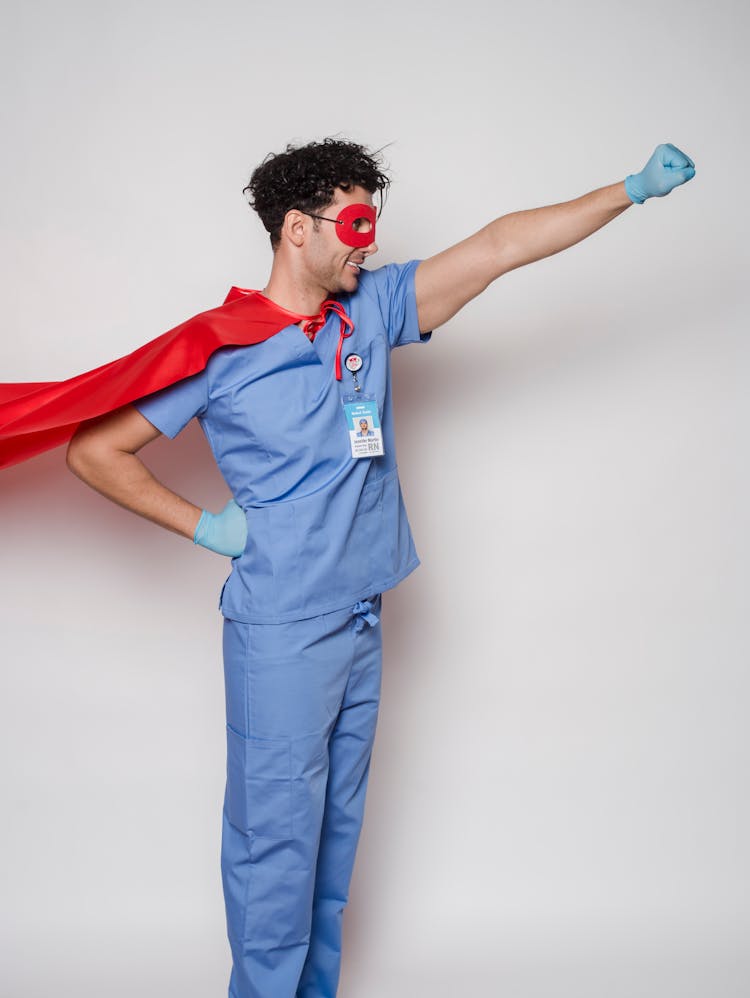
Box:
[492,180,633,275]
[66,444,202,541]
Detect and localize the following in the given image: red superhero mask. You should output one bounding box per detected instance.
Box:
[304,203,377,248]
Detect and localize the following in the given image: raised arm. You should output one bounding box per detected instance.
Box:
[414,143,696,333]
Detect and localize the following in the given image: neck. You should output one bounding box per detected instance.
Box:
[261,259,331,318]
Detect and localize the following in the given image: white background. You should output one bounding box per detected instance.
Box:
[1,1,747,996]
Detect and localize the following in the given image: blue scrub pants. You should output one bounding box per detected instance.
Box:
[221,595,383,998]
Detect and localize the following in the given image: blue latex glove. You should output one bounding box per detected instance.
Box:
[193,499,247,557]
[625,143,696,204]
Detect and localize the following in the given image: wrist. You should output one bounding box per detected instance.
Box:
[193,508,209,544]
[624,174,647,205]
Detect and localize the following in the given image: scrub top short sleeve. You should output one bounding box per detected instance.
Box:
[133,368,209,439]
[360,260,432,348]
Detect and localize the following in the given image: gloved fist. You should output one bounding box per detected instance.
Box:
[625,143,696,204]
[193,499,247,557]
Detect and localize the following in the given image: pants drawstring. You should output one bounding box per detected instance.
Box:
[352,598,380,632]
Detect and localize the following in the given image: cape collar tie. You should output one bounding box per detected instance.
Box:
[300,299,354,381]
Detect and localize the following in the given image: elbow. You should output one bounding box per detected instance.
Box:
[66,424,105,481]
[65,432,88,480]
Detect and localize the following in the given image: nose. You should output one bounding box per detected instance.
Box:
[363,239,378,256]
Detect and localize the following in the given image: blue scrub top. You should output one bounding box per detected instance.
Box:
[133,259,431,623]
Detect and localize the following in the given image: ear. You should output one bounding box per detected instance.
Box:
[281,208,308,248]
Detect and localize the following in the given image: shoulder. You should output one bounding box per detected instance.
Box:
[342,260,427,349]
[357,260,422,295]
[347,260,422,316]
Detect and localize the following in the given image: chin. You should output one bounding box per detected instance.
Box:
[327,275,357,297]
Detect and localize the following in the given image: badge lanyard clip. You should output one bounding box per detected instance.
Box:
[344,352,364,392]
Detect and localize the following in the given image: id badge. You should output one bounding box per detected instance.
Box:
[342,393,385,459]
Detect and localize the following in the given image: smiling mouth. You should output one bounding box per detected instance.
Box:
[346,260,364,273]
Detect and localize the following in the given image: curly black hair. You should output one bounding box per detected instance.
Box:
[244,138,391,250]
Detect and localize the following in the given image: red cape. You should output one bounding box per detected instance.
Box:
[0,287,321,470]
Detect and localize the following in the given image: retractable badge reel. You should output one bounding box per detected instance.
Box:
[342,353,384,459]
[344,352,363,392]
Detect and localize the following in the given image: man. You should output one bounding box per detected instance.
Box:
[65,137,695,998]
